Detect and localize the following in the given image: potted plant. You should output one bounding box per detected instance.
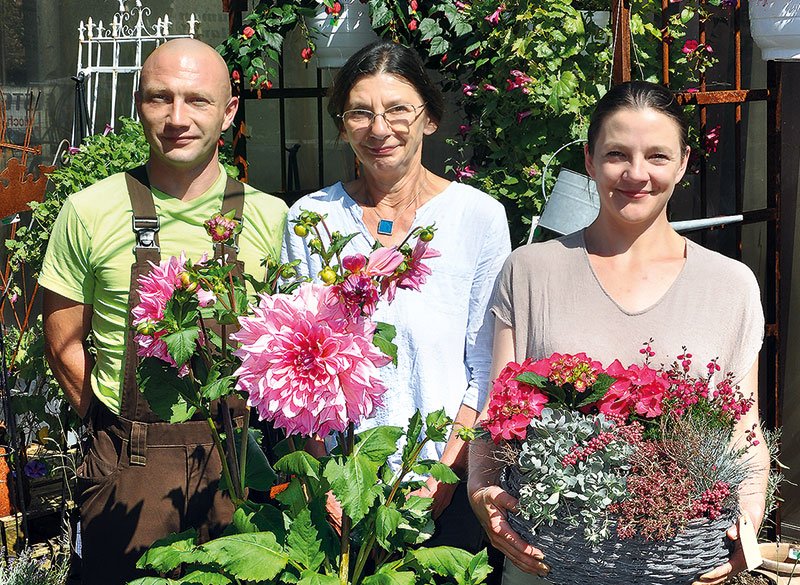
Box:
[748,0,800,61]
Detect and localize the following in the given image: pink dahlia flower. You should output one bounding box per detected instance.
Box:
[366,247,404,277]
[231,283,391,437]
[132,253,188,373]
[334,273,380,316]
[384,239,441,302]
[131,253,212,374]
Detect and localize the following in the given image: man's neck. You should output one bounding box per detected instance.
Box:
[146,154,222,202]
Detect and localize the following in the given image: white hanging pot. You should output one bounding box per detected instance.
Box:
[308,0,379,68]
[749,0,800,61]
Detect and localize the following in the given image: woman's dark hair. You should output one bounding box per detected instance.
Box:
[587,81,689,155]
[327,40,445,132]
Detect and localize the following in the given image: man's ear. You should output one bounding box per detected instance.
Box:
[221,96,239,132]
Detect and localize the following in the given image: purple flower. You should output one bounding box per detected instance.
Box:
[485,3,504,24]
[516,110,532,124]
[483,83,498,92]
[462,84,478,97]
[9,293,18,305]
[506,70,532,93]
[67,146,80,155]
[721,0,736,6]
[103,124,113,136]
[24,460,47,479]
[705,125,721,153]
[458,125,473,137]
[455,165,477,179]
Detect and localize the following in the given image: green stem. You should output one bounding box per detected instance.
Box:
[286,436,312,504]
[337,424,355,585]
[221,399,243,501]
[208,412,242,507]
[239,407,250,496]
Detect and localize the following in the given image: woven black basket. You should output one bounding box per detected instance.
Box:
[501,465,736,585]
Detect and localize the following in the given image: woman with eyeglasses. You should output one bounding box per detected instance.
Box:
[281,40,511,550]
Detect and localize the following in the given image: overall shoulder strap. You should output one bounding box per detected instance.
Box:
[125,165,161,267]
[214,176,246,265]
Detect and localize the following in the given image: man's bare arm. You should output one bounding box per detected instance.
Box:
[43,289,95,419]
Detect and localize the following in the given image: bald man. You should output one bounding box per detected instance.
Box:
[39,39,287,584]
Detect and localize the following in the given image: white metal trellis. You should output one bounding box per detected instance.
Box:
[75,0,198,138]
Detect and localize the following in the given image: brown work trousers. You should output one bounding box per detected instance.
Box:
[77,403,234,585]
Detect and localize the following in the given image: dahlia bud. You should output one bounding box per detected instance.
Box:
[301,47,314,63]
[204,211,241,243]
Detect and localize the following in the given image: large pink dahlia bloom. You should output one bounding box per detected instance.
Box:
[131,253,213,374]
[231,283,392,437]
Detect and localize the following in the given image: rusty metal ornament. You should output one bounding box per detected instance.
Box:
[0,88,54,222]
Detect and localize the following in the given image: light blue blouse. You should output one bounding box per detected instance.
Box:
[281,181,511,468]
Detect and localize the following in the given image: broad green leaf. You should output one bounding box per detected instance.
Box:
[418,18,443,41]
[276,477,308,516]
[576,373,617,408]
[411,461,459,484]
[230,501,287,542]
[179,571,232,585]
[424,410,450,443]
[163,327,201,367]
[201,532,288,581]
[373,322,398,365]
[465,549,492,585]
[275,450,321,481]
[298,570,340,585]
[514,372,548,388]
[401,411,424,463]
[324,455,382,524]
[354,425,404,463]
[137,358,196,423]
[362,568,416,585]
[199,374,235,401]
[429,37,449,56]
[127,579,176,585]
[407,546,477,579]
[220,428,277,491]
[287,509,325,571]
[371,1,392,26]
[136,529,206,572]
[375,504,403,549]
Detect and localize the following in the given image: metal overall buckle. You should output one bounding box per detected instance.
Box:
[132,216,160,252]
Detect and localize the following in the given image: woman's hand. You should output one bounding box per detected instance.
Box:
[692,523,745,585]
[468,483,550,577]
[409,476,457,519]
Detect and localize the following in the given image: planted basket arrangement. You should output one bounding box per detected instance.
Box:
[484,347,759,585]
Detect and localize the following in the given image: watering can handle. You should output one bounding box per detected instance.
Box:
[541,138,588,205]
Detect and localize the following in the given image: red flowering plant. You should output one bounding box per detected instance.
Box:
[482,342,760,578]
[127,212,489,585]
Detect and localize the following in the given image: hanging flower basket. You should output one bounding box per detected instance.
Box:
[749,0,800,61]
[308,0,379,68]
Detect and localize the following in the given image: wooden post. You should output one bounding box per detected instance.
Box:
[222,0,249,182]
[611,0,631,85]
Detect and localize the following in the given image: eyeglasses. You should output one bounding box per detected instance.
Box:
[338,103,426,130]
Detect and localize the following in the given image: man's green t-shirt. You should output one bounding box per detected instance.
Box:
[39,166,288,414]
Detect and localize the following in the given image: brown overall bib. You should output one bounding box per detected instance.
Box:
[77,166,247,585]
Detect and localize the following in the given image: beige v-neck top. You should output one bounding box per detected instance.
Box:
[491,230,764,383]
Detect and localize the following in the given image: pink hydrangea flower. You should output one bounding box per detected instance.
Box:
[485,359,549,443]
[231,283,391,436]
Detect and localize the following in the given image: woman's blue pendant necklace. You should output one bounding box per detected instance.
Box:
[377,219,395,236]
[368,177,425,237]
